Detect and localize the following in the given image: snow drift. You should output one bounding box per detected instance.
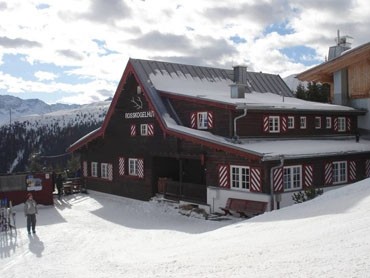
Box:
[1,178,370,277]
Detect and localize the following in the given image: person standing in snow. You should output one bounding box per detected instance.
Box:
[56,174,64,200]
[24,193,38,234]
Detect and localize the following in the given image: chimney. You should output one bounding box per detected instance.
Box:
[328,30,353,61]
[230,65,248,98]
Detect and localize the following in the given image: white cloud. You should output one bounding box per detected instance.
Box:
[0,0,369,103]
[34,71,57,81]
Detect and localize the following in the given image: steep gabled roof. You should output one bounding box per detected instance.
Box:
[67,58,364,159]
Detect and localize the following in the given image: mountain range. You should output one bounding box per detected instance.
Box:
[0,95,109,173]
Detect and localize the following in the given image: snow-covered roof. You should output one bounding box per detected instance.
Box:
[68,58,367,159]
[163,113,370,160]
[133,58,356,112]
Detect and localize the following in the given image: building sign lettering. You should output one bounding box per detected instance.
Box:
[125,111,155,119]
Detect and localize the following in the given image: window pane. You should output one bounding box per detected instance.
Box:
[230,166,249,190]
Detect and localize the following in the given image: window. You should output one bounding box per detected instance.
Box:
[283,166,302,191]
[230,165,250,190]
[326,117,332,129]
[288,116,295,129]
[269,116,280,133]
[300,117,307,129]
[197,112,208,129]
[338,117,346,132]
[315,117,321,129]
[91,162,98,177]
[101,163,108,179]
[128,158,138,176]
[140,124,148,136]
[333,161,347,184]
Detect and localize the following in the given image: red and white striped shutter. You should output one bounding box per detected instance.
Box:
[137,159,144,179]
[348,161,356,182]
[118,157,125,176]
[130,124,136,136]
[82,161,88,177]
[250,167,262,192]
[207,112,214,129]
[108,164,113,181]
[263,116,269,132]
[366,160,370,178]
[273,167,283,192]
[190,112,197,128]
[347,117,351,131]
[218,165,230,188]
[303,164,313,188]
[334,118,338,132]
[324,162,333,185]
[281,116,287,132]
[147,123,154,136]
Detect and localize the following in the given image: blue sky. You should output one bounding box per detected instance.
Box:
[0,0,369,105]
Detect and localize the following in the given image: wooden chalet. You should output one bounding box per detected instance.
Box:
[297,38,370,134]
[67,58,370,213]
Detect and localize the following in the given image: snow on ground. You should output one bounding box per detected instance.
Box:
[1,179,370,278]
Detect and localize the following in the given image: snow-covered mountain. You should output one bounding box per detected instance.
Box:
[0,95,80,126]
[283,74,307,92]
[0,96,110,173]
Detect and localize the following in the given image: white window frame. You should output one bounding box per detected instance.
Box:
[326,117,332,129]
[91,162,98,177]
[315,117,321,129]
[300,116,307,129]
[333,161,347,184]
[338,117,346,132]
[230,165,250,191]
[101,163,108,179]
[269,116,280,133]
[287,116,295,129]
[128,158,138,176]
[140,124,148,136]
[283,165,302,191]
[197,112,208,129]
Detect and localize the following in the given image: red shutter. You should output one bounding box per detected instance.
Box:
[190,112,197,128]
[347,117,351,132]
[108,164,113,181]
[118,157,125,176]
[333,118,338,132]
[303,164,313,188]
[281,116,287,132]
[348,161,356,182]
[324,162,333,185]
[250,167,262,192]
[207,112,214,129]
[273,167,283,192]
[137,159,144,179]
[147,123,154,136]
[263,115,269,132]
[218,165,230,188]
[130,124,136,136]
[366,160,370,178]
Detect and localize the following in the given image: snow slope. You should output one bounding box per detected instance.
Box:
[1,178,370,277]
[0,95,80,126]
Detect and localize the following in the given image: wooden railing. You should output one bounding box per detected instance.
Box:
[160,179,207,204]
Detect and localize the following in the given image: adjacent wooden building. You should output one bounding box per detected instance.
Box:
[67,58,370,213]
[297,38,370,134]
